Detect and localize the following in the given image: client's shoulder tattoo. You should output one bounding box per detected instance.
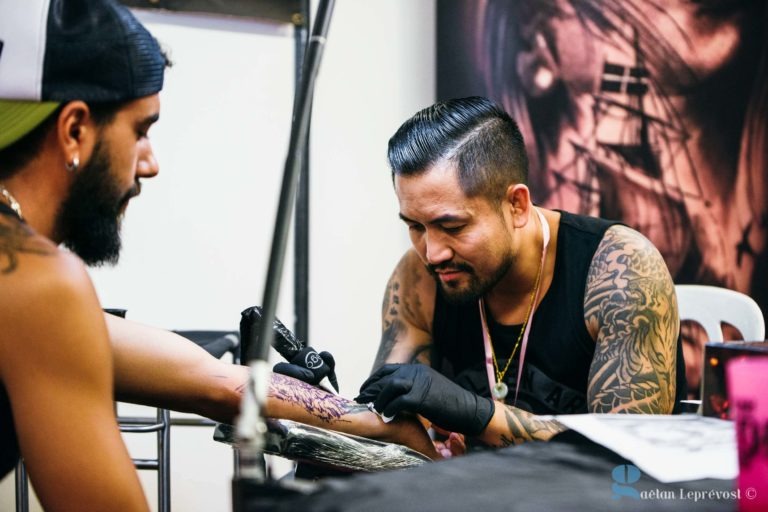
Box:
[0,219,54,274]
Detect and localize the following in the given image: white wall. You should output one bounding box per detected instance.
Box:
[0,1,435,511]
[310,0,436,395]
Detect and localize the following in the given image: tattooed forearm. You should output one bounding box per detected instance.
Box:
[0,222,52,273]
[373,317,405,370]
[408,344,431,364]
[584,225,678,414]
[374,273,404,369]
[268,373,367,423]
[496,407,566,446]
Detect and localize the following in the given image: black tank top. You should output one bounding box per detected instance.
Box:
[0,201,21,477]
[431,210,687,415]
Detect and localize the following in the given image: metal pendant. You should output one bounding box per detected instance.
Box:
[492,381,508,400]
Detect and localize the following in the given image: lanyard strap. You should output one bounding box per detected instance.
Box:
[480,207,550,405]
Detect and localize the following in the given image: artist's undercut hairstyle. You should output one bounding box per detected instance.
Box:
[387,96,529,203]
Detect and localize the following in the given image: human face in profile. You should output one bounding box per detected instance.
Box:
[56,95,160,265]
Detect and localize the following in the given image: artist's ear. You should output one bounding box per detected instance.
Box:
[56,101,96,167]
[504,184,532,228]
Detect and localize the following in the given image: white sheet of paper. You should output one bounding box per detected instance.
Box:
[555,414,738,483]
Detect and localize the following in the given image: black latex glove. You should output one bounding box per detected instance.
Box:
[355,363,494,436]
[273,346,339,392]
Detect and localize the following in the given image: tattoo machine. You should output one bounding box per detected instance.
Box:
[241,306,339,394]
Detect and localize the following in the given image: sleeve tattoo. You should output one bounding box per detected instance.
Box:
[373,273,404,370]
[498,407,567,446]
[584,226,678,414]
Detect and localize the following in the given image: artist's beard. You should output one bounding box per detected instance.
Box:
[429,253,515,305]
[55,141,136,266]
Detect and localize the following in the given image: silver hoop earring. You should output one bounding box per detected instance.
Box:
[65,157,79,172]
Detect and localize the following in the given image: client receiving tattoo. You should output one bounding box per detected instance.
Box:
[265,373,440,459]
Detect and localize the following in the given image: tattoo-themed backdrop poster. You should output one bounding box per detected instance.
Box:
[437,0,768,394]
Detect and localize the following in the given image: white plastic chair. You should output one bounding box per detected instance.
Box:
[675,284,766,341]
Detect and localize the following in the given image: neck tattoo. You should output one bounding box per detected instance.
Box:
[0,183,23,220]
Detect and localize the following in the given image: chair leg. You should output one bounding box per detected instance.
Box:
[158,408,171,512]
[15,459,29,512]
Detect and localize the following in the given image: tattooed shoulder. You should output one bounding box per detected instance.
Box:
[584,225,678,413]
[584,225,675,325]
[0,218,54,274]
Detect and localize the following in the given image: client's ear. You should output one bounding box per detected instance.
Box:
[56,101,97,168]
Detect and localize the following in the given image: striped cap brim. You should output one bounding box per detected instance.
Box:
[0,100,59,150]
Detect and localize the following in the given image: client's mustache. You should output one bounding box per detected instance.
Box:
[120,182,141,207]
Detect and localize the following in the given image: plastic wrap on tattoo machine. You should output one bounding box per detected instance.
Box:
[214,419,430,472]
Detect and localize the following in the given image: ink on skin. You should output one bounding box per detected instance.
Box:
[0,221,52,274]
[270,373,365,423]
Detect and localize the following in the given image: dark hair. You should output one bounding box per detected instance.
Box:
[0,100,127,180]
[0,44,171,179]
[387,96,529,202]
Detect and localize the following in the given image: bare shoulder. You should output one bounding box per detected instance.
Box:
[0,233,93,309]
[0,216,56,274]
[0,221,145,509]
[0,229,107,376]
[373,249,436,369]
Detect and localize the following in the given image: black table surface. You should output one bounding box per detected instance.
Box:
[234,431,737,512]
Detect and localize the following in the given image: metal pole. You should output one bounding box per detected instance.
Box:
[294,1,311,344]
[235,0,335,485]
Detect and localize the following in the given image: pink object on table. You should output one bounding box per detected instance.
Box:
[727,357,768,511]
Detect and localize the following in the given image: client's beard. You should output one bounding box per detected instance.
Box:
[54,141,135,266]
